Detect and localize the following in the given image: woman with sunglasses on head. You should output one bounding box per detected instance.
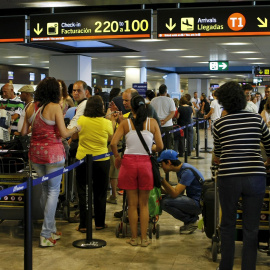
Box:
[21,77,80,247]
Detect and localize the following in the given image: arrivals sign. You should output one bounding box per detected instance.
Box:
[0,16,25,43]
[157,6,270,38]
[254,67,270,77]
[30,10,152,42]
[209,61,229,71]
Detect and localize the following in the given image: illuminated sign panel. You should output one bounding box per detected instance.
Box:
[0,16,25,43]
[157,6,270,38]
[30,10,152,42]
[254,67,270,77]
[209,61,229,71]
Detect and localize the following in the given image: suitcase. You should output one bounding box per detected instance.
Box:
[202,180,215,239]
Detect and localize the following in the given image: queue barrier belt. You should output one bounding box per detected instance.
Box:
[0,118,207,199]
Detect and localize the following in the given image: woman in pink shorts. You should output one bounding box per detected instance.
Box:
[110,95,163,247]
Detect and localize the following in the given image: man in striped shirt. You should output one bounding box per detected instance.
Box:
[0,83,24,134]
[213,81,270,270]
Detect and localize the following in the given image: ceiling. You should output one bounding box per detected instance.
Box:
[1,0,270,89]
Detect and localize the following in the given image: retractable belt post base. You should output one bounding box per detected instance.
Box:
[73,154,106,249]
[200,118,212,153]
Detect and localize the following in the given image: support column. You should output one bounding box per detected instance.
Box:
[164,73,180,99]
[125,67,146,89]
[188,79,201,98]
[201,79,210,98]
[49,55,92,87]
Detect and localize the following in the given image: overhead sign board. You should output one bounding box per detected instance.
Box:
[209,61,229,71]
[0,16,25,43]
[30,10,152,42]
[157,6,270,38]
[132,83,147,97]
[254,67,270,77]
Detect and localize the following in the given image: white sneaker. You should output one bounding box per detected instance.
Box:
[180,221,198,234]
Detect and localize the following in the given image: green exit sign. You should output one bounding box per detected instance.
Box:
[209,61,229,71]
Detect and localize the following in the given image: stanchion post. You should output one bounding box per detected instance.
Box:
[86,154,92,241]
[184,126,188,163]
[191,118,204,160]
[165,130,170,182]
[73,154,106,249]
[24,176,33,270]
[200,119,212,153]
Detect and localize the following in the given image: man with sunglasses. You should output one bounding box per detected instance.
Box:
[158,149,204,235]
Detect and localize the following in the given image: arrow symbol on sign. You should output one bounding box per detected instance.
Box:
[166,18,176,31]
[219,63,227,70]
[34,23,43,35]
[257,17,268,28]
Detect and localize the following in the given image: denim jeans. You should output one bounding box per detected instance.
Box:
[32,159,65,239]
[218,175,266,270]
[161,195,201,224]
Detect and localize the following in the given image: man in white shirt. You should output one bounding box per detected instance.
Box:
[204,90,222,134]
[151,84,175,149]
[191,92,200,116]
[242,84,258,113]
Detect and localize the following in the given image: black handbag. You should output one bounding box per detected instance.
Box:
[131,118,161,188]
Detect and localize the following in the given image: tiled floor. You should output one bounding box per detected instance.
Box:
[0,130,269,270]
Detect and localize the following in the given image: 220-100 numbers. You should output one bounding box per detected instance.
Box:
[95,20,149,33]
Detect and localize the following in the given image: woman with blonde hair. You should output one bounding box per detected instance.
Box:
[57,79,74,115]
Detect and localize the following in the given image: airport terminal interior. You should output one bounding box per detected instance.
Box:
[0,0,270,269]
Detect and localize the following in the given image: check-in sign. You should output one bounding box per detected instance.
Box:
[0,16,25,43]
[30,10,152,42]
[157,6,270,38]
[209,61,229,71]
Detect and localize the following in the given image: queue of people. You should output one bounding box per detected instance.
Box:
[1,79,270,270]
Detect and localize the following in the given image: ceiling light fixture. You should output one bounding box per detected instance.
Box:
[218,42,251,45]
[138,59,157,61]
[232,51,258,54]
[132,39,166,42]
[5,56,28,59]
[121,56,142,58]
[180,56,203,58]
[160,49,188,51]
[23,1,83,8]
[14,64,31,66]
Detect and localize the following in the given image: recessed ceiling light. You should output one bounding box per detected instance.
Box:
[160,49,188,51]
[121,56,142,58]
[218,42,251,45]
[242,58,264,60]
[225,78,231,80]
[14,64,31,66]
[210,76,218,78]
[180,56,203,58]
[232,51,258,54]
[122,66,139,68]
[112,71,123,73]
[41,61,49,63]
[138,59,157,61]
[196,62,209,64]
[23,1,83,7]
[236,75,246,77]
[250,62,267,65]
[5,56,28,59]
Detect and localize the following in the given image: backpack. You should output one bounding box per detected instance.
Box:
[204,100,210,114]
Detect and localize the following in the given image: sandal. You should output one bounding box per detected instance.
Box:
[51,232,62,240]
[76,226,87,233]
[40,236,56,247]
[141,239,151,247]
[126,238,138,246]
[95,224,108,230]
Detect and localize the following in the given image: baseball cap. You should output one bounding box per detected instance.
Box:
[18,85,34,93]
[157,149,179,162]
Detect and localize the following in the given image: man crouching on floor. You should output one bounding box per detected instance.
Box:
[158,149,204,234]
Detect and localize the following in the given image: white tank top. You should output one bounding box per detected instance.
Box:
[124,118,153,155]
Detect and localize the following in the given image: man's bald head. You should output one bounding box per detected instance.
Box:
[122,88,138,111]
[2,83,15,99]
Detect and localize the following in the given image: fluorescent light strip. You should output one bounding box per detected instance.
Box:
[232,51,259,54]
[160,49,188,51]
[5,56,28,59]
[218,42,251,45]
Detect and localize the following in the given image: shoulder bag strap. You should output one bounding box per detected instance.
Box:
[131,118,151,156]
[182,167,204,185]
[31,106,43,126]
